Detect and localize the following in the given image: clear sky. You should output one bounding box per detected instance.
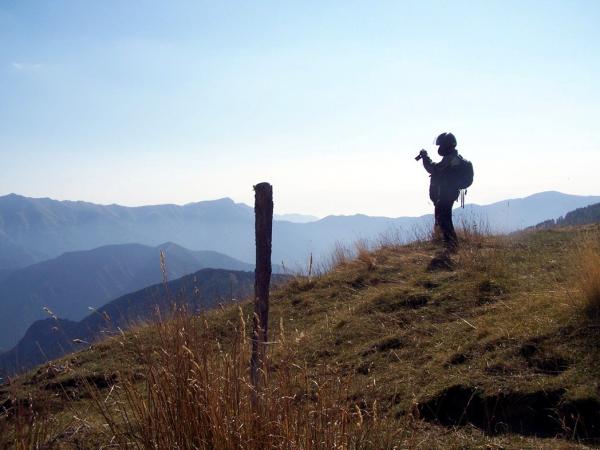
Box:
[1,1,599,217]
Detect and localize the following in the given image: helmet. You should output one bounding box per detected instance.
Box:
[435,132,457,148]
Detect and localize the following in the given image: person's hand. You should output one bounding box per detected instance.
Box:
[419,149,428,158]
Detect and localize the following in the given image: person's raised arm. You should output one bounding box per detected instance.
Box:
[421,153,436,174]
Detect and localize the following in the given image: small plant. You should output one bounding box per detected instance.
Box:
[456,215,490,247]
[355,239,375,270]
[574,227,600,320]
[327,241,352,270]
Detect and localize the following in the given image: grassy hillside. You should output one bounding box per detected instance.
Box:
[1,225,599,449]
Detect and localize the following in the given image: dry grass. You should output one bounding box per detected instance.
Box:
[0,396,58,450]
[88,306,404,449]
[573,227,600,321]
[326,241,353,271]
[353,239,375,271]
[455,214,490,247]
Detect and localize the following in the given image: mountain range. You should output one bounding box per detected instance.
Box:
[2,192,599,274]
[0,267,288,376]
[1,190,599,355]
[0,242,252,352]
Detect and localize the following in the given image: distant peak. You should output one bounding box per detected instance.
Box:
[526,191,563,198]
[0,193,24,199]
[214,197,235,203]
[184,197,235,206]
[520,191,596,201]
[156,241,186,250]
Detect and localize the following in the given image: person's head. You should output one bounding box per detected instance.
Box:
[435,132,457,156]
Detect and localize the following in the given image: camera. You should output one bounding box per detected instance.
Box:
[415,149,428,161]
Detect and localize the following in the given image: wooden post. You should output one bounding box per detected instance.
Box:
[250,182,273,394]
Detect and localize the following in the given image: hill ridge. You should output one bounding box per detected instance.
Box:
[2,191,599,274]
[0,267,289,376]
[0,242,253,351]
[2,226,599,448]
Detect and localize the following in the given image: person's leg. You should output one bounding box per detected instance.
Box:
[433,202,443,243]
[438,200,458,251]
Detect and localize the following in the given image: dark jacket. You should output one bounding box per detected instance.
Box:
[422,150,461,203]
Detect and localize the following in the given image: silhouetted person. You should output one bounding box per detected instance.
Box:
[418,132,467,252]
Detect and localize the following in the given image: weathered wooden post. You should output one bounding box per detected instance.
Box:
[250,182,273,394]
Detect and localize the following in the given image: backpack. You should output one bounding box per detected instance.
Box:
[453,154,474,190]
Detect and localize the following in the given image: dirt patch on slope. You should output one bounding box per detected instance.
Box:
[43,373,117,399]
[417,385,600,442]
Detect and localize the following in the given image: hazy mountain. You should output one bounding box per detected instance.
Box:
[454,191,600,233]
[0,194,257,271]
[274,213,319,223]
[0,233,43,271]
[530,202,600,230]
[555,202,600,226]
[0,269,13,283]
[1,191,599,273]
[0,268,287,375]
[272,192,600,267]
[0,242,252,351]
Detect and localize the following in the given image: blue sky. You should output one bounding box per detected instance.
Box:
[1,1,599,217]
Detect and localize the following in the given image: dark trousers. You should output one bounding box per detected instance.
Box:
[434,199,458,250]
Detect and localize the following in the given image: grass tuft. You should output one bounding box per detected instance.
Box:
[88,305,402,449]
[574,227,600,321]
